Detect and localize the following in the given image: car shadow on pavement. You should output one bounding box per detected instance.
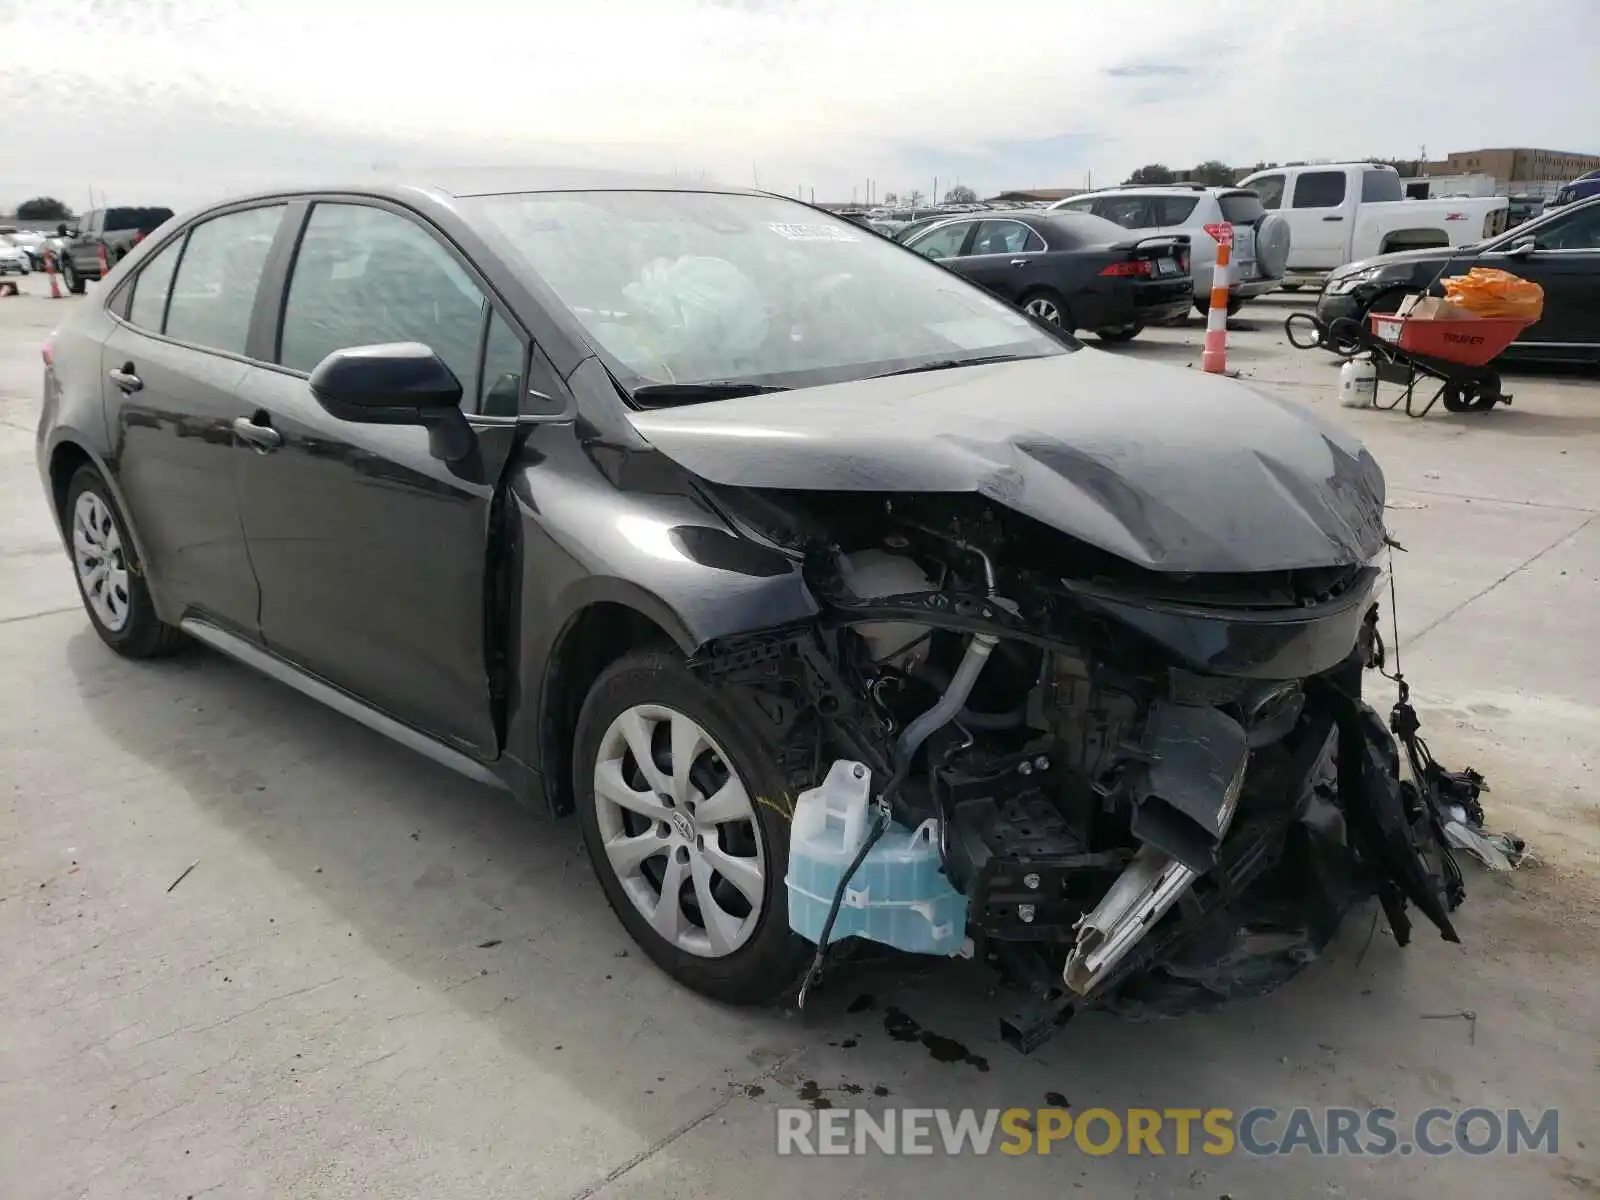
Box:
[53,621,1582,1197]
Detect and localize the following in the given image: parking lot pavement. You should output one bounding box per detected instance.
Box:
[2,284,1596,1199]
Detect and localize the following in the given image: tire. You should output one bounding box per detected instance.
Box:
[63,466,184,658]
[1020,289,1071,330]
[62,260,85,294]
[1094,324,1144,343]
[573,648,811,1006]
[1191,299,1244,317]
[1282,282,1303,293]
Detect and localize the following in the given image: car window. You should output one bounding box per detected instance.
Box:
[1054,199,1096,215]
[1535,204,1600,251]
[125,236,184,332]
[1250,175,1285,210]
[971,220,1039,254]
[1092,196,1154,229]
[1038,211,1133,247]
[479,310,525,416]
[1217,193,1265,225]
[469,191,1066,393]
[163,205,285,356]
[279,203,487,391]
[1361,171,1403,202]
[1292,171,1347,209]
[907,220,972,260]
[1153,196,1200,225]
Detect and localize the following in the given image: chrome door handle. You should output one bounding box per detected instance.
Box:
[1010,257,1032,266]
[107,366,142,392]
[232,416,282,452]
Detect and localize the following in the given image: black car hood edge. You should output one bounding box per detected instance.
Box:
[627,354,1387,573]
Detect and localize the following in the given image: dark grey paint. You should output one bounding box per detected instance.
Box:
[630,353,1388,572]
[38,171,1390,820]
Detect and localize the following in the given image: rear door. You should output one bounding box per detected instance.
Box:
[71,209,101,273]
[1215,191,1265,279]
[950,219,1049,301]
[101,202,289,635]
[1286,170,1350,269]
[235,198,530,755]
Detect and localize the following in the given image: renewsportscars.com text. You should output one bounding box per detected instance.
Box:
[776,1106,1560,1158]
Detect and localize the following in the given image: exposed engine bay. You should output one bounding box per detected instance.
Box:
[692,486,1487,1051]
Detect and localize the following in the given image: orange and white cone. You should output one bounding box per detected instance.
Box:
[97,244,111,281]
[1201,225,1233,374]
[45,252,63,299]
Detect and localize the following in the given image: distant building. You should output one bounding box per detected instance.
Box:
[1443,148,1600,183]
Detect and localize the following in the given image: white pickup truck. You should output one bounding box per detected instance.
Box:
[1234,163,1510,290]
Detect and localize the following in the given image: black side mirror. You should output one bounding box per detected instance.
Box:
[1505,238,1538,258]
[56,223,69,237]
[308,342,475,463]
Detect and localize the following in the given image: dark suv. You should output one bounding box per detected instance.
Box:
[55,206,175,293]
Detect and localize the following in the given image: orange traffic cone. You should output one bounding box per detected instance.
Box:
[45,252,63,299]
[97,244,110,282]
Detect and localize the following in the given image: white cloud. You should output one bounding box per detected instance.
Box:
[3,0,1596,208]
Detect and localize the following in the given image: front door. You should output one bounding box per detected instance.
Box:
[103,203,288,636]
[236,199,527,757]
[1500,203,1600,346]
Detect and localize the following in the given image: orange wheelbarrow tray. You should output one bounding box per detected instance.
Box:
[1366,313,1535,369]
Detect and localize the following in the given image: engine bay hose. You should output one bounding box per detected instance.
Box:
[897,633,1000,767]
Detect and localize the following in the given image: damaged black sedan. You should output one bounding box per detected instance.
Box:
[37,173,1477,1049]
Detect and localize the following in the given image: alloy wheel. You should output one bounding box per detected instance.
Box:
[591,704,766,958]
[1025,297,1062,325]
[72,491,131,632]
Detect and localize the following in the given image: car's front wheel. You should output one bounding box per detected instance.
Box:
[573,648,810,1005]
[64,466,183,657]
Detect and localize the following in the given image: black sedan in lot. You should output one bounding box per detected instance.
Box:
[35,173,1467,1030]
[1317,194,1600,363]
[901,210,1193,342]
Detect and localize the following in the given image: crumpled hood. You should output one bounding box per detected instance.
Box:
[628,352,1387,572]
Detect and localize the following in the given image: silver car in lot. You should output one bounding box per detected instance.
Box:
[1051,185,1290,314]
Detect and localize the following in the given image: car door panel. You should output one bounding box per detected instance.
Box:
[236,370,513,754]
[99,203,291,637]
[235,198,520,756]
[1287,170,1351,270]
[103,325,262,634]
[954,220,1045,302]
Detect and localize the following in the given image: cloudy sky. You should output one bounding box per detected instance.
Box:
[3,0,1596,212]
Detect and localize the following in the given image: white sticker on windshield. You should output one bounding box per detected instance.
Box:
[767,222,859,242]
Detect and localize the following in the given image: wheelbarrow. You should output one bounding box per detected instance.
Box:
[1287,308,1535,418]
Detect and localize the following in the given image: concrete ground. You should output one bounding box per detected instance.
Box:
[1,273,1596,1199]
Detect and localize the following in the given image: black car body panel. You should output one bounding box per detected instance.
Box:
[628,353,1387,573]
[1317,195,1600,362]
[902,211,1195,332]
[36,173,1477,1043]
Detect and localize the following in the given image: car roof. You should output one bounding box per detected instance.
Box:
[203,168,767,210]
[1058,186,1234,200]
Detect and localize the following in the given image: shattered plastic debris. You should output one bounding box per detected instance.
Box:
[1444,813,1528,872]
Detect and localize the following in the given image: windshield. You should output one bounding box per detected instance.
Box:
[468,190,1069,396]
